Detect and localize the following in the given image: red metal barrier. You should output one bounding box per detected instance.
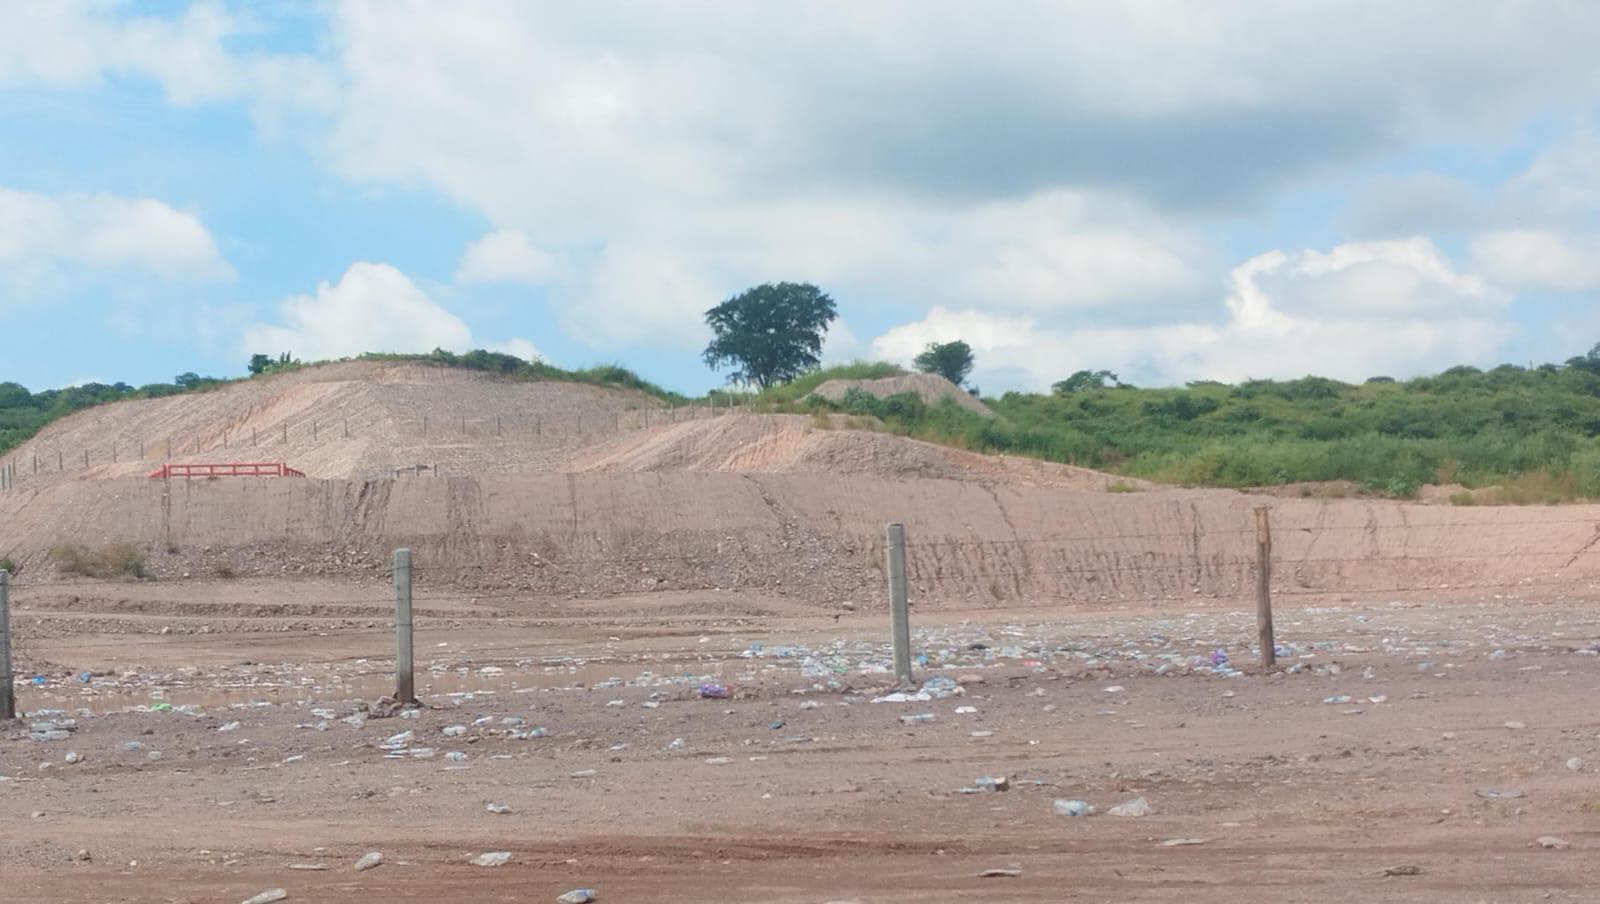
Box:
[147,462,307,479]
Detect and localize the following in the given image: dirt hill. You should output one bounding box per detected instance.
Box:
[3,360,1597,609]
[810,372,994,416]
[0,360,671,481]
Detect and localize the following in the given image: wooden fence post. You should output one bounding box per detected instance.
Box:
[1256,506,1276,671]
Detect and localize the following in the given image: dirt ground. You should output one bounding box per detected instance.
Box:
[4,581,1599,903]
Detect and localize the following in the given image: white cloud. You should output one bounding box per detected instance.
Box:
[1473,230,1600,292]
[0,2,337,129]
[873,239,1509,389]
[240,3,1597,350]
[455,230,555,286]
[242,262,538,362]
[0,187,233,294]
[493,337,543,361]
[819,318,865,365]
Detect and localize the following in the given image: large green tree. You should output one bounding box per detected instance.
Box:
[913,340,975,386]
[702,282,838,389]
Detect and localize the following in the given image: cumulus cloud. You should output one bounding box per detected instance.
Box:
[254,3,1595,351]
[0,1,336,129]
[316,2,1600,216]
[0,187,232,294]
[13,2,1600,382]
[455,230,556,286]
[1473,230,1600,292]
[242,262,538,362]
[873,239,1509,389]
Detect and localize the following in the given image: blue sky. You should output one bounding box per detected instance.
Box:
[3,2,1600,394]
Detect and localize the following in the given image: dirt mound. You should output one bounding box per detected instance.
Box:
[0,360,673,482]
[6,359,1597,613]
[5,470,1599,609]
[572,413,1142,488]
[810,373,993,416]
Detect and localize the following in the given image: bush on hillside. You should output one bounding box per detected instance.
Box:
[50,543,146,579]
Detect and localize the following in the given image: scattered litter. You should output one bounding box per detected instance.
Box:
[354,852,384,871]
[240,891,288,904]
[1053,799,1095,817]
[697,684,729,699]
[1475,789,1525,800]
[486,802,511,814]
[471,851,512,867]
[1108,796,1150,818]
[978,868,1022,878]
[1536,836,1570,850]
[556,890,598,904]
[1161,837,1205,846]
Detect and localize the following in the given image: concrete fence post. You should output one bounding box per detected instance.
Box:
[885,522,913,687]
[394,549,415,704]
[0,569,14,720]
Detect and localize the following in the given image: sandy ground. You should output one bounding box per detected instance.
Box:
[4,581,1599,903]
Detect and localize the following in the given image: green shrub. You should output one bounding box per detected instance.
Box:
[50,543,146,578]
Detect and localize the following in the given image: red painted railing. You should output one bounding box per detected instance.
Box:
[147,462,307,479]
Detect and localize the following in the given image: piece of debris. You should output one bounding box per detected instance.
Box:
[471,851,512,867]
[1536,836,1571,850]
[977,867,1023,878]
[1108,796,1151,817]
[241,891,288,904]
[1053,799,1095,817]
[354,851,384,871]
[556,890,598,904]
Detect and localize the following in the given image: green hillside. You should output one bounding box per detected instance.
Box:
[779,356,1600,503]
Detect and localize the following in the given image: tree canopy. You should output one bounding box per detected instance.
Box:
[1052,369,1122,394]
[913,340,975,386]
[702,282,838,388]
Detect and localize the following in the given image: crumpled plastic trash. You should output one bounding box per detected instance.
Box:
[697,683,729,699]
[1053,799,1095,817]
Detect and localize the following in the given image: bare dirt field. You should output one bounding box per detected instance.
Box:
[4,364,1600,902]
[4,580,1600,903]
